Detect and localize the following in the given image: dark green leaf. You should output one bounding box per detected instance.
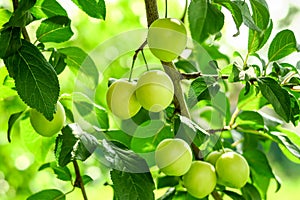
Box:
[187,76,220,108]
[49,49,67,74]
[104,130,132,148]
[157,176,179,189]
[96,139,150,173]
[58,47,98,88]
[4,40,59,121]
[241,183,262,200]
[95,106,109,130]
[175,60,198,73]
[0,27,22,58]
[258,77,291,122]
[82,175,93,185]
[7,111,24,142]
[31,0,68,19]
[248,20,273,53]
[36,16,73,43]
[111,169,155,200]
[243,150,281,198]
[268,29,298,61]
[55,124,98,167]
[8,0,36,27]
[27,189,65,200]
[71,0,106,19]
[214,0,243,35]
[289,94,300,126]
[38,162,72,181]
[223,190,245,200]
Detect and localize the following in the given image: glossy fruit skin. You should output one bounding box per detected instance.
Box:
[215,151,250,188]
[183,161,217,199]
[205,148,233,165]
[155,138,192,176]
[30,101,65,137]
[147,18,187,62]
[136,70,174,112]
[106,80,141,120]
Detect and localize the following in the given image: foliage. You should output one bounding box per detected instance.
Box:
[0,0,300,200]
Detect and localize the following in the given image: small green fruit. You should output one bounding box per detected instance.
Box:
[216,151,250,188]
[147,18,187,62]
[136,70,174,112]
[155,138,192,176]
[30,102,65,137]
[205,148,233,165]
[106,80,141,120]
[183,161,217,199]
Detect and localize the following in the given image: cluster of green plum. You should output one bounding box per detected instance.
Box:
[106,70,174,119]
[155,138,250,199]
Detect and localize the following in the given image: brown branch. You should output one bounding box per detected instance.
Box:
[73,160,88,200]
[211,190,223,200]
[180,72,229,80]
[11,0,31,42]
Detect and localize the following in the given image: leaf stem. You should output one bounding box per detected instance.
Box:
[211,190,223,200]
[165,0,168,18]
[180,0,188,23]
[180,72,229,80]
[129,40,148,81]
[73,160,88,200]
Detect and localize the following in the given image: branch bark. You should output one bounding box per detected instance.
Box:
[73,160,88,200]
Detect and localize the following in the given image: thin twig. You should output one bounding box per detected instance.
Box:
[180,72,229,80]
[129,40,148,81]
[73,160,88,200]
[180,0,188,23]
[165,0,168,18]
[211,190,223,200]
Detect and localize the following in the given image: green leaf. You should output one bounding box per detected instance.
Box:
[214,0,243,35]
[243,150,281,198]
[104,130,132,148]
[175,60,198,73]
[249,0,270,30]
[157,176,179,189]
[258,77,291,122]
[187,76,220,108]
[95,106,109,130]
[174,115,210,148]
[241,183,262,200]
[0,27,22,58]
[248,20,273,53]
[27,189,65,200]
[71,0,106,19]
[36,16,73,43]
[4,40,59,121]
[55,124,98,167]
[8,0,36,27]
[58,47,98,89]
[234,1,260,31]
[39,162,72,181]
[82,175,93,185]
[7,111,24,142]
[237,85,267,111]
[111,169,155,200]
[268,29,298,61]
[189,2,225,43]
[96,139,150,173]
[236,111,264,130]
[0,8,11,27]
[223,190,245,200]
[31,0,68,19]
[268,131,300,159]
[49,49,67,75]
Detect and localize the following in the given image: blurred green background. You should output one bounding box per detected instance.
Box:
[0,0,300,199]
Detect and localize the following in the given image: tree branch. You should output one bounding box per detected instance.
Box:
[11,0,31,42]
[180,72,229,80]
[73,160,88,200]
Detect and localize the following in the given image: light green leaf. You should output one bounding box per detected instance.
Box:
[71,0,106,19]
[31,0,68,19]
[4,40,59,121]
[0,8,11,27]
[250,0,270,30]
[36,16,73,43]
[268,29,298,61]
